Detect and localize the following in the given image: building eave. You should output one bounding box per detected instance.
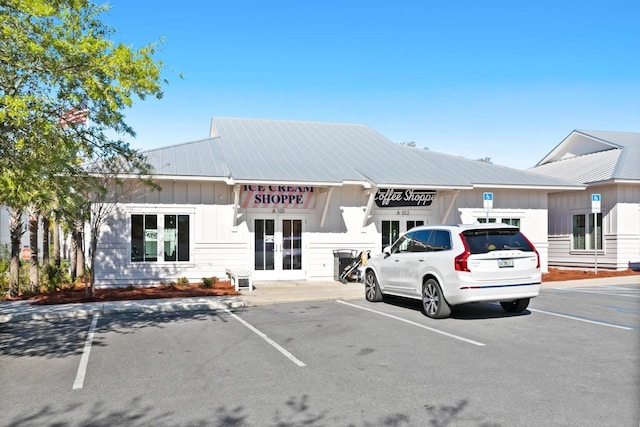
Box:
[230,179,344,187]
[472,183,586,191]
[374,184,474,191]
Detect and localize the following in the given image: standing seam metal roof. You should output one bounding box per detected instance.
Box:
[142,117,582,189]
[529,130,640,183]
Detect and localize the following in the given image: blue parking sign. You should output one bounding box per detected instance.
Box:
[591,193,601,213]
[483,192,493,211]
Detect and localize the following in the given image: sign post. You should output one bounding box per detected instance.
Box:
[483,192,493,222]
[591,193,601,275]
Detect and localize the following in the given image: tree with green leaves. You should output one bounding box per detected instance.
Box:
[82,156,159,296]
[1,0,169,296]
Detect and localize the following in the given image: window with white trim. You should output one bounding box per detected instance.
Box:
[572,213,602,250]
[477,217,497,224]
[477,217,520,228]
[131,214,190,262]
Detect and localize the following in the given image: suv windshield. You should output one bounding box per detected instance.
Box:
[462,228,534,254]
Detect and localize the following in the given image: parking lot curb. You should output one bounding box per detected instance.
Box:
[0,296,246,323]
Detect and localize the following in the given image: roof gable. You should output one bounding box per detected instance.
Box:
[531,130,640,183]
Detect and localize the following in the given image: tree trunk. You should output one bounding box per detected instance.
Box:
[69,232,77,280]
[53,218,61,267]
[73,219,86,294]
[75,220,85,278]
[28,206,39,293]
[9,208,23,297]
[42,214,50,272]
[88,220,100,297]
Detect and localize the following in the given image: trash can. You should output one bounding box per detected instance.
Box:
[333,249,358,281]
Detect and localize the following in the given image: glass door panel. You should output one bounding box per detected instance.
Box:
[382,220,400,249]
[255,219,275,270]
[282,219,302,270]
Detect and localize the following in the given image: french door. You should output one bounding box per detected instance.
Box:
[380,218,427,250]
[253,216,304,280]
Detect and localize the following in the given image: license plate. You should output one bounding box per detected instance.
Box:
[498,259,514,268]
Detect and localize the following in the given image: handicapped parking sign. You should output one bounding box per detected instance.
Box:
[483,192,493,211]
[591,193,601,213]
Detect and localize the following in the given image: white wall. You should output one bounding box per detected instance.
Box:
[93,182,554,285]
[547,183,640,270]
[455,189,550,272]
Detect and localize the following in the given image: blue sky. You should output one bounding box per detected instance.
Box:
[103,0,639,170]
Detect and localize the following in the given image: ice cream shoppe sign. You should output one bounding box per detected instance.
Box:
[241,185,316,209]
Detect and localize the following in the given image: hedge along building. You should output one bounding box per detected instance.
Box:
[92,117,583,286]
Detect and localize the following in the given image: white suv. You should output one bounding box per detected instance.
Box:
[363,224,541,318]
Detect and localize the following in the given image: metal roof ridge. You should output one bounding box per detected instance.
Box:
[140,136,221,154]
[210,116,370,127]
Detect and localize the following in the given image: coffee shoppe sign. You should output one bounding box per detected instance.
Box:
[375,188,437,208]
[240,185,316,209]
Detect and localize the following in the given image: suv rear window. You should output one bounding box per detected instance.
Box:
[462,228,535,254]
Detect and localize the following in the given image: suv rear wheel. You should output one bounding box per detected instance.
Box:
[500,298,530,313]
[422,278,451,319]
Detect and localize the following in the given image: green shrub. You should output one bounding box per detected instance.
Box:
[0,258,9,296]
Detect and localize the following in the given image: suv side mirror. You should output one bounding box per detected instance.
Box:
[383,246,391,258]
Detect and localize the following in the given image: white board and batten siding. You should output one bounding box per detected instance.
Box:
[547,183,640,271]
[93,182,555,285]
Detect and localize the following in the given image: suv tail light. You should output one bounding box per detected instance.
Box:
[455,233,471,272]
[520,234,540,269]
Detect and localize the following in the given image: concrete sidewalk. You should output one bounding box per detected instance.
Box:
[0,280,364,323]
[1,276,637,323]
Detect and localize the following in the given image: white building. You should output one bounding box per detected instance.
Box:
[529,130,640,271]
[92,118,583,286]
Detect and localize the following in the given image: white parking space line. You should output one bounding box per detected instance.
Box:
[601,285,640,291]
[337,300,485,347]
[73,314,99,390]
[225,309,306,367]
[529,308,634,330]
[552,288,640,298]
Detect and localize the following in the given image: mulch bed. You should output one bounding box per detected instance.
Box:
[4,281,239,305]
[542,268,639,282]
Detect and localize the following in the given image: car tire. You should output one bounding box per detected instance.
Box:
[422,278,451,319]
[365,271,383,302]
[500,298,530,313]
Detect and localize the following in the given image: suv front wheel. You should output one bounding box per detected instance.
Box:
[422,278,451,319]
[365,271,383,302]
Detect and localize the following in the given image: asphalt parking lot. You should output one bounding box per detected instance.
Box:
[1,283,638,427]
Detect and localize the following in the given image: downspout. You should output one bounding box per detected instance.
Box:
[320,188,333,228]
[440,190,460,224]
